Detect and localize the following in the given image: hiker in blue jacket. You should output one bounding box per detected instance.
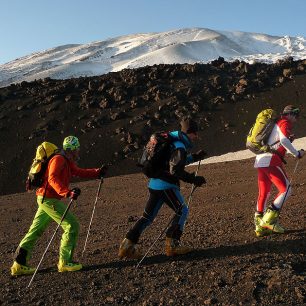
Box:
[118,118,206,259]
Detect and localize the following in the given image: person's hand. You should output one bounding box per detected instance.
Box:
[193,150,206,162]
[69,187,81,200]
[98,164,108,178]
[298,149,305,159]
[289,134,295,142]
[193,176,206,187]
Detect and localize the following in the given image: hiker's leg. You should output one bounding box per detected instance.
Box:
[268,166,291,210]
[16,199,52,264]
[256,168,272,213]
[163,188,188,240]
[126,189,164,243]
[163,188,192,256]
[37,197,79,263]
[260,166,290,234]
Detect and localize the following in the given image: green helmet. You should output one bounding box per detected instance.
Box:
[63,136,80,151]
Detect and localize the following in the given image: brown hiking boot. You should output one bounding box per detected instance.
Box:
[118,238,142,259]
[165,237,193,256]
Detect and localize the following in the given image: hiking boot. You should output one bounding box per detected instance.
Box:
[254,212,272,237]
[255,227,273,237]
[118,238,142,260]
[165,238,193,256]
[10,261,35,276]
[57,260,83,272]
[260,208,285,234]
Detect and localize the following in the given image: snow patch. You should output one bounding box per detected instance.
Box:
[191,137,306,165]
[0,27,305,87]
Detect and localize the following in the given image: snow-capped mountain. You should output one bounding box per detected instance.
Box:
[1,28,305,87]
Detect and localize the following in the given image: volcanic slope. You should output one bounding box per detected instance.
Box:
[1,157,305,305]
[1,59,306,196]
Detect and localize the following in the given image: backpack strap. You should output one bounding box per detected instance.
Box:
[265,140,287,165]
[270,148,287,164]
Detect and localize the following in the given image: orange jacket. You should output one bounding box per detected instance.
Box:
[36,154,100,199]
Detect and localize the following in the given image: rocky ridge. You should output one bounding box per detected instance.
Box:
[0,57,306,195]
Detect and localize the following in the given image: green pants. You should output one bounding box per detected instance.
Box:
[19,196,79,263]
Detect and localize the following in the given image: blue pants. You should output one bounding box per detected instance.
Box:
[126,188,188,243]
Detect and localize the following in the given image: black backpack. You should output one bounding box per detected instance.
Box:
[138,132,174,178]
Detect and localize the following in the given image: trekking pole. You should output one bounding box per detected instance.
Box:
[279,159,300,212]
[136,215,176,269]
[28,198,74,288]
[187,160,201,207]
[291,159,299,180]
[81,177,103,257]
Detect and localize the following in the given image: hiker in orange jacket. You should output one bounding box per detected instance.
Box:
[11,136,107,276]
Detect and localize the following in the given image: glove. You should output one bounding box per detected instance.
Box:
[192,150,206,162]
[297,149,305,159]
[289,134,295,142]
[69,187,81,200]
[98,164,108,178]
[193,176,206,187]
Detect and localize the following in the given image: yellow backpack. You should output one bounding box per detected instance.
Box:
[26,142,60,190]
[246,109,278,154]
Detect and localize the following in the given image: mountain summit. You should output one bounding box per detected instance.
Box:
[0,28,305,87]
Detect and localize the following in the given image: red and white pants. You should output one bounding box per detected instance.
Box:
[256,166,291,213]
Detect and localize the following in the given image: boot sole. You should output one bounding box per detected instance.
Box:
[118,249,141,260]
[261,225,285,234]
[58,268,82,273]
[11,272,34,276]
[11,268,35,276]
[165,250,193,256]
[118,255,142,260]
[255,228,273,237]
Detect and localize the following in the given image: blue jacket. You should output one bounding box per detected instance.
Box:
[148,131,195,190]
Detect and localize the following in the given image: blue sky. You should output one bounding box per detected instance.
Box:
[1,0,305,64]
